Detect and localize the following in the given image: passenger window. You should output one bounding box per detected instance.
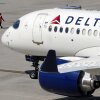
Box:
[88,29,92,36]
[70,28,74,34]
[59,27,63,33]
[54,26,57,32]
[82,29,86,35]
[48,25,52,32]
[13,20,20,29]
[94,30,98,36]
[76,28,80,34]
[65,27,69,33]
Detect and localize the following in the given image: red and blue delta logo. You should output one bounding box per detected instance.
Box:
[51,15,100,27]
[51,15,60,24]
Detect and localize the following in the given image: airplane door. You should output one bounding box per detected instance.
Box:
[32,14,47,44]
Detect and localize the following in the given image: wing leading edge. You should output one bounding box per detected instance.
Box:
[58,56,100,75]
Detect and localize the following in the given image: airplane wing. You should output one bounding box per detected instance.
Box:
[58,56,100,75]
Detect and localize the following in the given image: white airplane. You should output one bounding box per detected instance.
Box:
[1,6,100,91]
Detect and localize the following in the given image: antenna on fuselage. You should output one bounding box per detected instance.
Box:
[60,5,82,9]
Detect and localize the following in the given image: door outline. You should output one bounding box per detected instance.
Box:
[32,13,48,45]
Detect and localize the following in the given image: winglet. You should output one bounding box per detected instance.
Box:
[41,50,58,72]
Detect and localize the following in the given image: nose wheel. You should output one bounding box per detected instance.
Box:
[29,71,38,79]
[29,60,39,79]
[29,66,39,79]
[25,55,44,79]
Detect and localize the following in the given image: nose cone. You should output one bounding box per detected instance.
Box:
[1,31,9,46]
[1,27,12,47]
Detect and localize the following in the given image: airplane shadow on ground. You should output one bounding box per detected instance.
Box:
[25,70,34,74]
[54,96,100,100]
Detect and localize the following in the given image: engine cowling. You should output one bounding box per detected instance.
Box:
[39,50,100,96]
[39,71,99,96]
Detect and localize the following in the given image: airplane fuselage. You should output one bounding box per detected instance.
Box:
[2,8,100,57]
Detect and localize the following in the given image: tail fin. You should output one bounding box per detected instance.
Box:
[41,50,58,72]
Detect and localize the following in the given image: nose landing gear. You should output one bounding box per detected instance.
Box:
[25,55,44,79]
[29,62,39,79]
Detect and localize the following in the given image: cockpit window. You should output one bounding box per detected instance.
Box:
[13,20,20,29]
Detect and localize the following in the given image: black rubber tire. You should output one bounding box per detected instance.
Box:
[29,71,38,79]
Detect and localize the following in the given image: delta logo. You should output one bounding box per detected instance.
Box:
[51,15,60,24]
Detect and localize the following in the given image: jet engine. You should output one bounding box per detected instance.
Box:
[39,71,100,96]
[39,50,100,96]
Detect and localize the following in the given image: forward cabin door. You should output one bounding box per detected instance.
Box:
[32,13,47,45]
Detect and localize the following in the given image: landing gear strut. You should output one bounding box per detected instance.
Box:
[25,55,44,79]
[29,59,39,79]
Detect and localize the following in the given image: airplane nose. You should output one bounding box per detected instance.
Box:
[1,33,7,45]
[1,28,11,47]
[1,33,6,45]
[1,32,9,46]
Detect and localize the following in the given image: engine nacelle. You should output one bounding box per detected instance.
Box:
[39,50,100,96]
[39,71,99,96]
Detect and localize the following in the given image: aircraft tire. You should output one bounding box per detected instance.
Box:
[29,71,38,79]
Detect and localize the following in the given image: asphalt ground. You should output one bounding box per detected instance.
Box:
[0,0,100,100]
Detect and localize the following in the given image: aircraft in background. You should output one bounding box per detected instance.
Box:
[1,6,100,79]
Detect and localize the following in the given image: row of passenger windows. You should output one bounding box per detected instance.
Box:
[48,25,99,36]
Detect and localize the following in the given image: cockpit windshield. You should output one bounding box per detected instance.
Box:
[13,20,20,29]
